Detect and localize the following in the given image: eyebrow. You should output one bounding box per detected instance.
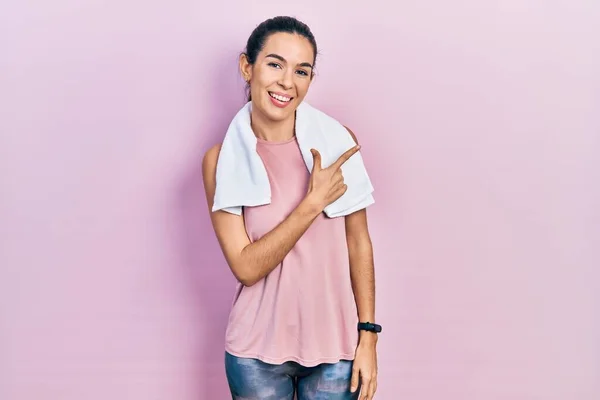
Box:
[265,53,313,69]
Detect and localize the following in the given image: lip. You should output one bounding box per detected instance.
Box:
[268,91,294,108]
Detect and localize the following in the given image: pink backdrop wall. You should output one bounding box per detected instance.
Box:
[1,1,598,399]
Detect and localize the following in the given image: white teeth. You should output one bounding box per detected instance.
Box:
[269,92,291,102]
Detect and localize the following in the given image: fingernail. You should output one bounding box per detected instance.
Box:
[357,145,361,150]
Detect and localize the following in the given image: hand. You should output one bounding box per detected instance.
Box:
[306,145,361,212]
[350,336,378,399]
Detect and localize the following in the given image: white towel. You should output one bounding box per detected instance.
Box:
[212,101,374,218]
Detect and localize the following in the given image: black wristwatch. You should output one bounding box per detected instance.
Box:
[357,321,382,333]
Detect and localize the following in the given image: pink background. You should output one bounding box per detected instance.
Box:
[1,1,599,399]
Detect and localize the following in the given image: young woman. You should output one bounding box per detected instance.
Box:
[202,16,380,400]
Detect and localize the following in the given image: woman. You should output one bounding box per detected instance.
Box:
[202,16,380,400]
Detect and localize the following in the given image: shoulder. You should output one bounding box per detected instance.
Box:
[343,125,359,145]
[203,143,222,166]
[202,143,222,181]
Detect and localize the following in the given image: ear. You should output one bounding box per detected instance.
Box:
[239,53,252,82]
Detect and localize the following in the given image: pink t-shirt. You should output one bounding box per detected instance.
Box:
[224,135,359,367]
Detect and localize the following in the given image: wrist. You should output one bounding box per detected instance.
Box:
[358,330,378,346]
[300,194,323,218]
[357,320,380,346]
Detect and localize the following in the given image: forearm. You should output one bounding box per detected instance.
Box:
[348,237,376,343]
[237,196,321,286]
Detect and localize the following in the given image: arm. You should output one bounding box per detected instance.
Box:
[346,205,378,399]
[344,126,378,399]
[343,126,377,342]
[201,144,321,286]
[201,142,359,287]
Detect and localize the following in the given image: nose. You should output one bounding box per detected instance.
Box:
[277,69,293,90]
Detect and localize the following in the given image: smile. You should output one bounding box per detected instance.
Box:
[268,92,292,102]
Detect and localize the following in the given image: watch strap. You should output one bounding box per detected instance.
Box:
[357,321,382,333]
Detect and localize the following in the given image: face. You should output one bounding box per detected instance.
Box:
[240,32,315,122]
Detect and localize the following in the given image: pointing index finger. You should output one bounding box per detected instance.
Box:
[331,144,361,171]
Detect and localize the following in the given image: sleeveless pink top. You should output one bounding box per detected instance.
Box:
[224,135,359,367]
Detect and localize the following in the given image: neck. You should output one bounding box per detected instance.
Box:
[250,107,296,142]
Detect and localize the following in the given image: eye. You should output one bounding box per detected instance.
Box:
[296,70,309,76]
[268,62,282,69]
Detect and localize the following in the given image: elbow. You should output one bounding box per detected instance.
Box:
[347,235,373,253]
[238,276,258,287]
[232,266,259,287]
[347,238,374,263]
[229,249,267,287]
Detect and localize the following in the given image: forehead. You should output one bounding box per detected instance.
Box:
[260,32,314,63]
